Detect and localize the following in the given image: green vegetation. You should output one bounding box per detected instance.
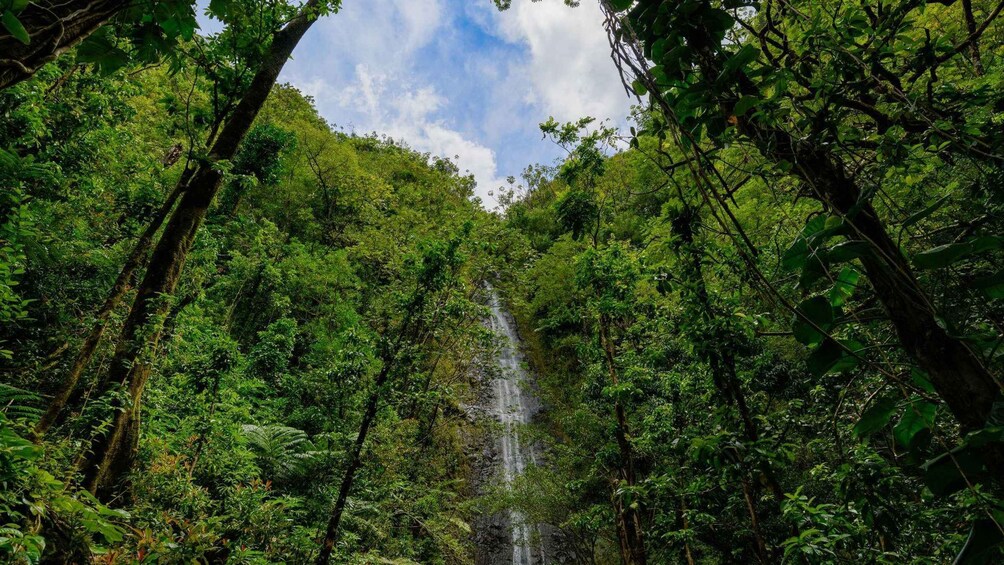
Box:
[2,0,1004,563]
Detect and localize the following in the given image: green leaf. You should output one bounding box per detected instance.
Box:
[782,238,808,271]
[921,426,1003,496]
[806,339,861,378]
[853,395,898,437]
[972,270,1004,299]
[10,0,29,12]
[921,449,984,496]
[2,10,29,45]
[911,368,936,394]
[609,0,633,10]
[824,241,871,264]
[782,216,826,271]
[632,79,648,96]
[901,195,949,230]
[893,399,937,449]
[913,236,1004,270]
[650,38,668,62]
[722,45,758,76]
[705,7,735,33]
[76,31,130,74]
[733,95,760,116]
[797,255,828,289]
[208,0,231,18]
[792,296,833,346]
[966,425,1004,447]
[828,267,859,307]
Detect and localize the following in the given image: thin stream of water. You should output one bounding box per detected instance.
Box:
[488,289,546,565]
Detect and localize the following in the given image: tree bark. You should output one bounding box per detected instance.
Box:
[961,0,985,75]
[315,362,391,565]
[671,205,784,559]
[618,13,1004,472]
[316,299,430,563]
[0,0,123,91]
[768,136,1004,438]
[599,316,647,565]
[695,20,1004,444]
[34,183,185,438]
[671,203,785,499]
[77,1,322,500]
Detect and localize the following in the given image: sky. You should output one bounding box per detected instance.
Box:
[270,0,634,208]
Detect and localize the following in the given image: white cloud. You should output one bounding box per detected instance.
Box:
[328,65,508,206]
[495,0,630,124]
[313,0,445,69]
[279,0,631,210]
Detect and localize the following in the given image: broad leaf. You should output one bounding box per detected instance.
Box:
[853,395,898,437]
[901,195,949,230]
[733,95,760,116]
[893,399,937,449]
[828,267,859,307]
[824,241,871,264]
[793,296,833,346]
[914,236,1004,269]
[921,449,985,496]
[954,514,1004,565]
[806,339,861,378]
[2,10,29,44]
[972,271,1004,299]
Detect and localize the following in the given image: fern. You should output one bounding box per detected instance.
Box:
[240,424,323,481]
[0,384,42,423]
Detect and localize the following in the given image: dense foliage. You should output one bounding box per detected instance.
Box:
[0,11,516,559]
[492,0,1004,562]
[2,0,1004,563]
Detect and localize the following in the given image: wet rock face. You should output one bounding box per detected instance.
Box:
[471,288,557,565]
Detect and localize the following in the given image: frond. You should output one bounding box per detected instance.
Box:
[0,384,42,423]
[240,424,320,480]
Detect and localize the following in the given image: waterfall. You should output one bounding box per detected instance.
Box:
[488,288,546,565]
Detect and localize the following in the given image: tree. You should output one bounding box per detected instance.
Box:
[78,0,339,500]
[316,228,471,564]
[602,0,1004,477]
[0,0,197,90]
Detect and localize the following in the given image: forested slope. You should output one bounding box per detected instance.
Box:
[0,47,525,562]
[493,0,1004,562]
[2,0,1004,563]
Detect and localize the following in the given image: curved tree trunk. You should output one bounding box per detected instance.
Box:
[34,183,185,439]
[607,8,1004,474]
[78,1,322,500]
[599,316,647,565]
[0,0,123,91]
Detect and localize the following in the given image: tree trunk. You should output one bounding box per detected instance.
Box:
[0,0,123,91]
[678,498,696,565]
[316,299,429,564]
[671,205,784,559]
[709,24,1004,445]
[77,2,322,500]
[34,183,185,438]
[771,137,1004,438]
[619,14,1004,470]
[961,0,984,75]
[599,317,647,565]
[673,204,785,501]
[741,478,770,564]
[315,362,391,565]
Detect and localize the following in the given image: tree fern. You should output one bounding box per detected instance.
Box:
[0,384,41,423]
[240,424,322,481]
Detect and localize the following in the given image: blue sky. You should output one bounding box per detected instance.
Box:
[270,0,634,207]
